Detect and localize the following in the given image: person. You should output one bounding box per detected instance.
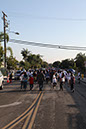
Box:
[50,70,54,83]
[7,73,9,83]
[52,72,57,88]
[78,72,81,84]
[57,70,60,82]
[60,72,65,91]
[67,71,71,86]
[33,71,37,83]
[29,75,34,90]
[23,71,28,90]
[70,72,75,92]
[45,70,50,84]
[37,70,44,91]
[81,74,84,80]
[9,72,12,83]
[20,72,24,89]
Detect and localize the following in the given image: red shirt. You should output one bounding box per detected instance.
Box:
[29,77,34,84]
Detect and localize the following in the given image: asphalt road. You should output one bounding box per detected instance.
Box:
[0,80,86,129]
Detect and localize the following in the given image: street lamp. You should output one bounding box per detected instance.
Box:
[15,32,19,35]
[6,30,20,35]
[2,11,19,68]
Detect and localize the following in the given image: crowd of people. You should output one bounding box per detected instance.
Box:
[18,68,75,92]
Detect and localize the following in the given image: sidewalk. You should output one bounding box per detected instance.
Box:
[75,76,86,83]
[81,77,86,83]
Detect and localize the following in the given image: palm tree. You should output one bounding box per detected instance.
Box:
[0,44,3,67]
[21,48,31,61]
[7,47,13,57]
[0,32,13,66]
[0,32,9,43]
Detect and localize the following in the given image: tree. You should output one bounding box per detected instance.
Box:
[0,43,3,67]
[42,61,48,68]
[21,48,48,69]
[69,59,75,69]
[49,63,53,68]
[53,61,60,68]
[19,61,30,70]
[75,53,86,73]
[21,48,31,61]
[0,32,13,67]
[27,54,43,68]
[19,61,25,67]
[0,32,9,43]
[60,59,74,69]
[7,57,18,70]
[7,47,13,57]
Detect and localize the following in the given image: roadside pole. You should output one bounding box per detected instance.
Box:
[2,11,8,68]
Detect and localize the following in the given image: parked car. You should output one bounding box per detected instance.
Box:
[0,71,4,90]
[14,70,22,80]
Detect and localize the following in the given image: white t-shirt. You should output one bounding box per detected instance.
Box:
[53,75,57,83]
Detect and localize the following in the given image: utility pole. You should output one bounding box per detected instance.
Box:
[2,11,7,67]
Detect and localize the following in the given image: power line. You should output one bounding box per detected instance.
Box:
[9,39,86,51]
[7,12,86,21]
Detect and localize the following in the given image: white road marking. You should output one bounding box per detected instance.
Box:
[0,102,22,108]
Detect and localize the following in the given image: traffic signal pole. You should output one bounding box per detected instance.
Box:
[2,11,7,67]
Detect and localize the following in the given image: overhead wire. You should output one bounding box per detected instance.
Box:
[7,12,86,21]
[9,39,86,51]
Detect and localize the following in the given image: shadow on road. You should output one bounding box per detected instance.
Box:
[64,82,86,129]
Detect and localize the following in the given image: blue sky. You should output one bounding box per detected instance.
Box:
[0,0,86,63]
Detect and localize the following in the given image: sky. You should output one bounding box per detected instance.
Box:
[0,0,86,63]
